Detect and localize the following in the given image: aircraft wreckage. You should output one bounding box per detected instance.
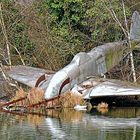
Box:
[6,11,140,104]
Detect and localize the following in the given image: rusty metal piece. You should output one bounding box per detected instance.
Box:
[0,97,26,108]
[1,76,69,109]
[27,96,60,108]
[0,108,26,116]
[59,78,70,95]
[35,74,46,87]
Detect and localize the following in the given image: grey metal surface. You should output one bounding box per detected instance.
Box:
[7,66,54,88]
[45,41,128,99]
[82,79,140,99]
[6,11,140,100]
[130,11,140,41]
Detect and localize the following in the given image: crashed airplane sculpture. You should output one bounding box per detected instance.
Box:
[7,11,140,101]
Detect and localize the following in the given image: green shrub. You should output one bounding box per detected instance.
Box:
[0,0,133,70]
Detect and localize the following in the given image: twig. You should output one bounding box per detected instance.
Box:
[0,3,25,65]
[0,3,11,66]
[122,0,137,83]
[103,0,137,83]
[103,1,128,37]
[13,45,25,65]
[0,63,18,88]
[0,63,8,81]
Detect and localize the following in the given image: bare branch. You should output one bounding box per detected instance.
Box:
[102,0,128,37]
[0,3,11,66]
[122,0,137,83]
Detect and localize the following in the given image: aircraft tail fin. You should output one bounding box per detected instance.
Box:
[130,11,140,41]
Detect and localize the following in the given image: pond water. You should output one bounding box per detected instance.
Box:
[0,107,140,140]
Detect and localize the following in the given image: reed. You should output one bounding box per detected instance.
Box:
[97,102,108,114]
[9,88,85,110]
[97,102,108,109]
[60,92,85,108]
[27,87,45,105]
[9,87,26,106]
[10,87,45,107]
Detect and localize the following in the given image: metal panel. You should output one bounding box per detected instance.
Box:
[96,56,107,75]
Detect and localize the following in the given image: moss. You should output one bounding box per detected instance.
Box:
[105,48,124,70]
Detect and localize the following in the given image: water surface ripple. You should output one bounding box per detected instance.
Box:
[0,107,140,140]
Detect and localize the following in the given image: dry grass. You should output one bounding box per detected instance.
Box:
[10,87,27,106]
[97,102,108,109]
[43,91,85,109]
[10,87,45,107]
[97,108,109,114]
[27,87,45,105]
[12,88,27,100]
[10,88,85,109]
[60,91,85,108]
[97,102,108,114]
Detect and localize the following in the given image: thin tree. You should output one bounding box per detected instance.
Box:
[121,0,137,83]
[0,3,25,66]
[103,0,137,83]
[0,3,11,66]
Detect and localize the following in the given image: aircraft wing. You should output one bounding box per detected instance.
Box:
[82,79,140,99]
[7,65,54,89]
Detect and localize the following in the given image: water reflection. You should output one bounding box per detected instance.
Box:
[0,108,140,140]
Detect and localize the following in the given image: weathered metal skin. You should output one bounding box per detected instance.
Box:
[6,11,140,100]
[44,11,140,99]
[45,42,128,99]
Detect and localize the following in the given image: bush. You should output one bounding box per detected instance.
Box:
[0,0,133,70]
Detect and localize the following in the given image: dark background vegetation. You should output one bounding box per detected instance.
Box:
[0,0,140,82]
